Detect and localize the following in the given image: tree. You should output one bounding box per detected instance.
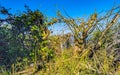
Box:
[0,5,57,72]
[57,6,120,57]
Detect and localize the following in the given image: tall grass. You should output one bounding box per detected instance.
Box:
[37,48,120,75]
[0,67,12,75]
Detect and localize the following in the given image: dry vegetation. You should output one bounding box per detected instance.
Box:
[0,5,120,75]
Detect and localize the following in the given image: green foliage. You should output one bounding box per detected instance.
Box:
[0,6,55,73]
[0,5,120,75]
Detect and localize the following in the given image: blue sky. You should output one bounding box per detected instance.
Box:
[0,0,120,34]
[0,0,120,17]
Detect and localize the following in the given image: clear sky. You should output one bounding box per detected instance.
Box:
[0,0,120,17]
[0,0,120,34]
